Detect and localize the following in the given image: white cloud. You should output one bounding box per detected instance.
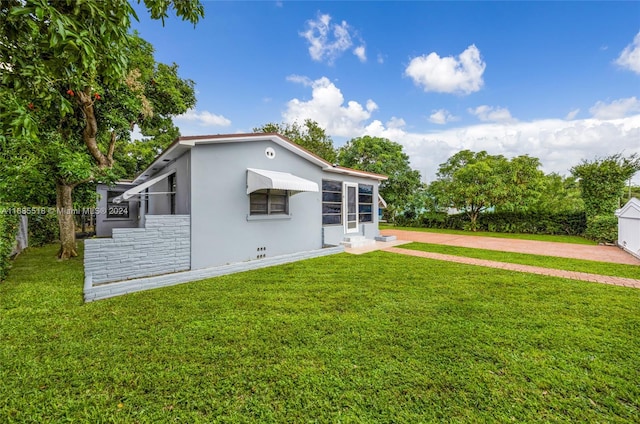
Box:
[353,45,367,62]
[284,76,377,137]
[378,115,640,184]
[565,109,580,120]
[405,45,486,94]
[429,109,459,125]
[285,74,312,86]
[468,105,516,123]
[377,53,385,64]
[589,97,640,119]
[300,13,365,65]
[616,31,640,74]
[175,109,231,127]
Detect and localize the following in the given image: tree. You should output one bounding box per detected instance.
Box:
[253,120,337,163]
[337,136,422,219]
[429,150,546,230]
[571,153,640,242]
[571,153,640,217]
[0,1,202,259]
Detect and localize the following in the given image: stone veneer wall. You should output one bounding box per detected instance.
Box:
[84,215,190,285]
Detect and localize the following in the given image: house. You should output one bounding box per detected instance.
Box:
[84,133,387,301]
[616,197,640,260]
[95,181,139,237]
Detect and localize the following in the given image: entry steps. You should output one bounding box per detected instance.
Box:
[341,235,377,249]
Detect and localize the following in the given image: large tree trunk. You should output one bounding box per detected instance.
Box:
[56,181,78,259]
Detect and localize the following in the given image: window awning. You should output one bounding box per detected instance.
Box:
[112,169,176,203]
[247,168,319,195]
[378,194,387,209]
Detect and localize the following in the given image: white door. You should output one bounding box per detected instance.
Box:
[344,182,358,233]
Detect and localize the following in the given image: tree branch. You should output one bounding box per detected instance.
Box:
[78,87,111,169]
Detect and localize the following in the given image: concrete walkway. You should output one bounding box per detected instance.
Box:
[343,230,640,289]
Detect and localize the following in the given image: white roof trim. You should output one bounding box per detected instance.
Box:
[378,194,387,209]
[113,169,176,203]
[247,168,319,195]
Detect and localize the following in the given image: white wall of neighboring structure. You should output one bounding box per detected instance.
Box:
[616,198,640,260]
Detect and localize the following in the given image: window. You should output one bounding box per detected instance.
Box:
[358,184,373,223]
[322,180,342,225]
[106,191,129,219]
[250,189,289,215]
[168,173,176,215]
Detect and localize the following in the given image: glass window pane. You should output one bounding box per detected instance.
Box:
[250,193,268,214]
[359,204,372,213]
[322,180,342,192]
[359,213,372,223]
[358,184,373,194]
[322,203,342,214]
[359,194,373,204]
[322,192,342,202]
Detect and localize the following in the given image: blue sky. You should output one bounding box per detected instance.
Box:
[131,1,640,183]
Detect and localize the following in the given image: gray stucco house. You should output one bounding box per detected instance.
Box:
[85,133,387,300]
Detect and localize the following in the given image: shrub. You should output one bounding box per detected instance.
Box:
[0,204,21,281]
[29,210,60,247]
[584,215,618,244]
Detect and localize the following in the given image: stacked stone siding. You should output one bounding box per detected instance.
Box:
[84,215,190,285]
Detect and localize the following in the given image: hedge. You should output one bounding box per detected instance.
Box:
[0,204,21,281]
[395,210,587,236]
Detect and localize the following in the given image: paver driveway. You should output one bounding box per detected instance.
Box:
[348,229,640,289]
[380,229,640,265]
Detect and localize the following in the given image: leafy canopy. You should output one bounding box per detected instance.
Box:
[253,120,337,163]
[337,136,422,213]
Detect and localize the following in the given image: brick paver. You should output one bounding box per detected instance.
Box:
[381,229,640,265]
[343,229,640,288]
[383,246,640,289]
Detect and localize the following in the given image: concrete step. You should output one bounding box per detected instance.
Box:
[341,236,377,248]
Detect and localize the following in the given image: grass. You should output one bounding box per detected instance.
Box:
[380,224,596,245]
[1,243,639,422]
[400,242,640,280]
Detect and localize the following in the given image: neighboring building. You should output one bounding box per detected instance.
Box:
[95,181,138,237]
[85,133,387,300]
[616,197,640,260]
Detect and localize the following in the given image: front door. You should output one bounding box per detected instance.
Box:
[344,182,358,233]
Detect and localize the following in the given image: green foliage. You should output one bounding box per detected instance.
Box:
[2,245,640,421]
[0,0,203,140]
[571,153,640,218]
[429,150,547,230]
[0,205,20,281]
[584,215,618,244]
[396,211,587,236]
[28,211,60,247]
[337,136,422,218]
[253,119,337,163]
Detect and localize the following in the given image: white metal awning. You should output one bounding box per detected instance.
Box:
[112,169,176,203]
[246,168,319,195]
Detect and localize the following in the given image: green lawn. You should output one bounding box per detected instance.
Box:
[400,242,640,280]
[380,224,596,245]
[1,244,639,422]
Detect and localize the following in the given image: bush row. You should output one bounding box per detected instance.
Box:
[395,211,588,236]
[0,207,60,281]
[0,204,21,281]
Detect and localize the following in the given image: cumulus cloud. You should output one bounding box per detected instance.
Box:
[405,45,486,94]
[468,105,516,123]
[429,109,459,125]
[616,31,640,74]
[353,45,367,62]
[380,115,640,184]
[300,13,365,65]
[175,109,231,127]
[284,76,377,137]
[589,97,640,119]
